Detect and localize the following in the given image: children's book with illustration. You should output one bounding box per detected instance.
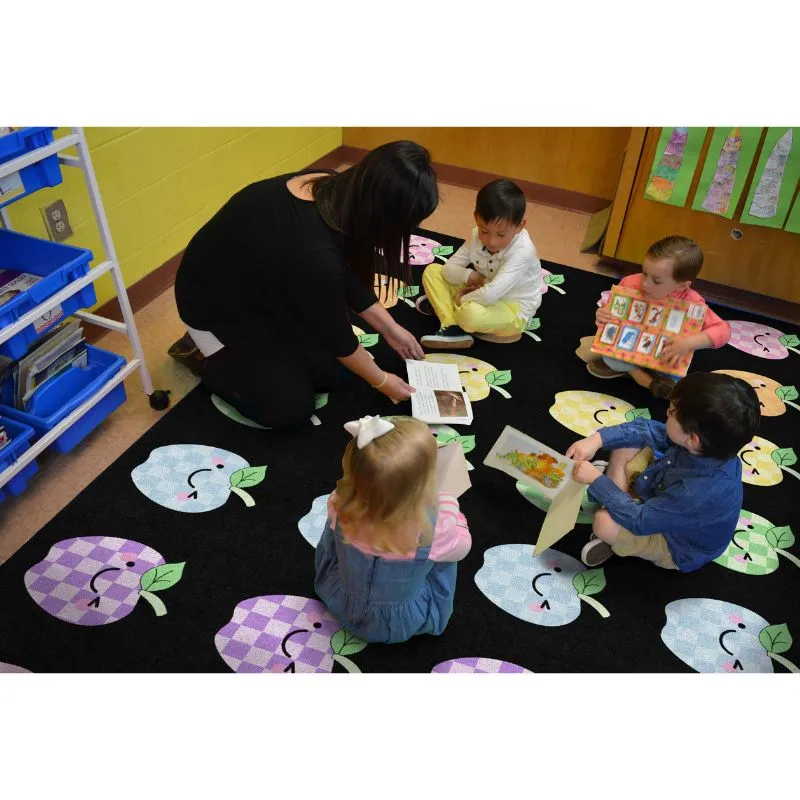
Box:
[484,426,574,499]
[590,285,706,377]
[405,359,473,425]
[484,426,586,554]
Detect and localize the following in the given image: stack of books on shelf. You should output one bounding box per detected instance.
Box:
[0,318,87,411]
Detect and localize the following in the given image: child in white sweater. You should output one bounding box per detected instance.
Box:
[419,179,543,348]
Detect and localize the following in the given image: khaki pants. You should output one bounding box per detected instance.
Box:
[610,448,678,570]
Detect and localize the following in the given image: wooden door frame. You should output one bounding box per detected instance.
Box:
[601,128,648,257]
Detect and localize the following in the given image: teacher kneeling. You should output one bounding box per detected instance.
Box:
[173,141,438,428]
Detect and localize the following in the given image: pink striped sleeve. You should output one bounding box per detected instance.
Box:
[428,492,472,563]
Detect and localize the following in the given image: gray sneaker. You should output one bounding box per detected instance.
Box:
[580,536,614,567]
[421,325,474,349]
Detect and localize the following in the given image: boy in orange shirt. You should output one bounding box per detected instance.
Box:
[576,235,730,398]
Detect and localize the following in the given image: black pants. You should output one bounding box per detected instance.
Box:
[199,322,352,429]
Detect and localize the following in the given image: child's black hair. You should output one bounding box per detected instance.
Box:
[475,179,526,226]
[670,373,760,459]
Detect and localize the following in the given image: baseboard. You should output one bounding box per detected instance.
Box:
[315,145,610,215]
[82,250,184,343]
[599,256,800,326]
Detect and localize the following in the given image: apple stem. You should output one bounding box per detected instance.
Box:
[579,593,610,618]
[139,590,167,617]
[775,548,800,569]
[230,486,255,507]
[781,467,800,482]
[435,255,448,263]
[524,331,542,342]
[769,652,799,673]
[550,284,566,295]
[311,414,322,426]
[785,400,800,411]
[333,654,361,673]
[788,347,799,356]
[490,385,512,399]
[402,298,415,307]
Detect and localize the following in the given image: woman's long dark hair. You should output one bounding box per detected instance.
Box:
[309,141,438,294]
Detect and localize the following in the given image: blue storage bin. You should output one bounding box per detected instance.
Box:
[0,416,39,502]
[0,228,96,359]
[0,127,63,210]
[0,345,127,454]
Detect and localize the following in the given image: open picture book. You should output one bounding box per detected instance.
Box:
[484,425,586,554]
[405,359,473,425]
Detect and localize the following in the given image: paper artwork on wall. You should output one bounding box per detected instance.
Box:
[643,127,707,207]
[740,128,800,230]
[691,127,762,219]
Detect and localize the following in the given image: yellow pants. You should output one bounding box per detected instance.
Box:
[422,262,528,336]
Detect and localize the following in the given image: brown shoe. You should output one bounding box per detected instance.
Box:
[474,332,522,344]
[649,373,676,399]
[168,332,208,376]
[575,335,602,363]
[587,360,626,379]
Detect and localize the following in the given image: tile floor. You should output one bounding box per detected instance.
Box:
[0,171,602,563]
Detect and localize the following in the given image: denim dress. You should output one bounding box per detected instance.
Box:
[314,507,458,644]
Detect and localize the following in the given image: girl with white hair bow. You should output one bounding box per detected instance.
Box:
[314,415,472,644]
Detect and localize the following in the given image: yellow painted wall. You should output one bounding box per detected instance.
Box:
[6,127,342,306]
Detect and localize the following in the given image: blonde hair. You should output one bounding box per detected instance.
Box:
[334,416,437,554]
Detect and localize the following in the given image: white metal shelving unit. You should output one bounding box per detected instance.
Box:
[0,127,169,493]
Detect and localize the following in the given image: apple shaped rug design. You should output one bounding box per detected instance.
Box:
[549,390,650,438]
[131,444,266,512]
[431,657,531,673]
[713,511,798,575]
[727,321,799,360]
[215,594,366,673]
[24,537,185,626]
[475,544,610,627]
[425,353,512,401]
[713,369,798,417]
[661,598,798,673]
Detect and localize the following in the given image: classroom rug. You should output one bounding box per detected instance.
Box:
[1,227,798,674]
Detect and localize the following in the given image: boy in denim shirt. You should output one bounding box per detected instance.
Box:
[567,373,760,572]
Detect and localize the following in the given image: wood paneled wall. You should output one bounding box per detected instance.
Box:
[343,127,630,201]
[613,128,800,304]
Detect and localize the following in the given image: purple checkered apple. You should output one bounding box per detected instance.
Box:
[432,657,531,673]
[24,536,185,626]
[727,321,799,360]
[214,594,367,673]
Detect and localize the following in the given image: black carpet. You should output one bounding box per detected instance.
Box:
[1,227,798,673]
